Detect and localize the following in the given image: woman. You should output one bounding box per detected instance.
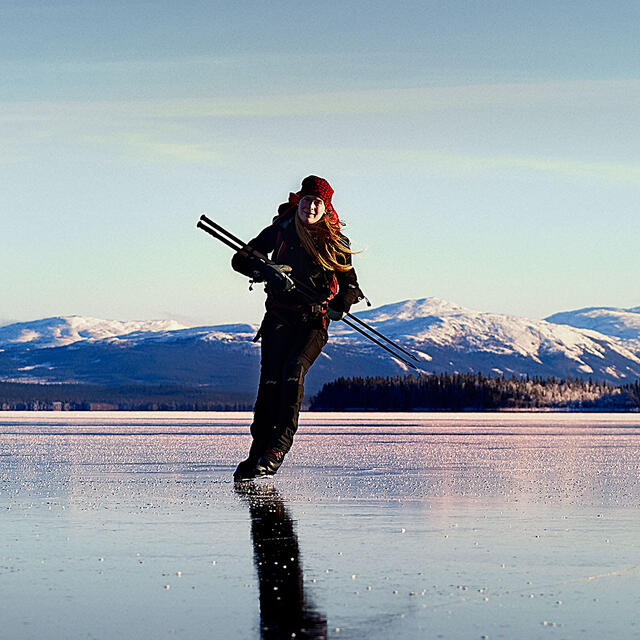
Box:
[231,175,364,480]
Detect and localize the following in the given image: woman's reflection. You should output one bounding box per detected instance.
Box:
[235,482,327,640]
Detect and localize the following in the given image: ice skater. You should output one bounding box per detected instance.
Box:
[231,175,364,480]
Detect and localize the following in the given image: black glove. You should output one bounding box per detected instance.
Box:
[327,306,346,321]
[264,264,294,293]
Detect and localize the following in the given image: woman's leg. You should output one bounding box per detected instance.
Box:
[235,315,288,479]
[250,314,288,460]
[256,322,328,474]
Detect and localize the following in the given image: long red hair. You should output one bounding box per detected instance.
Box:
[295,206,357,272]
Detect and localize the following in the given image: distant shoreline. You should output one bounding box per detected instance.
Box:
[310,373,640,412]
[2,375,639,412]
[0,382,253,411]
[2,407,638,413]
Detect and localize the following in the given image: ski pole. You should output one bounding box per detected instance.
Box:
[197,214,419,368]
[197,216,270,263]
[199,214,328,301]
[344,313,420,362]
[340,317,419,370]
[197,214,421,370]
[200,214,262,258]
[199,213,418,360]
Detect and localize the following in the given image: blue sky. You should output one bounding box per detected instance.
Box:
[2,0,639,325]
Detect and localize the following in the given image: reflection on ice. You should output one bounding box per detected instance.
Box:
[236,483,326,639]
[1,411,640,639]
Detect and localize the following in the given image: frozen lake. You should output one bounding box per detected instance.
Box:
[1,412,640,639]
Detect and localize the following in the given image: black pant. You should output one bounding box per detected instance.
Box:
[249,312,328,459]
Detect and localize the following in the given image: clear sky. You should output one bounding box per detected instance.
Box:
[2,0,639,326]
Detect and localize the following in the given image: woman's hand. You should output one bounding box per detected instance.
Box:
[327,306,346,321]
[265,264,295,292]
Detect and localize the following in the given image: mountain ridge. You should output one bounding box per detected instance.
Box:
[1,298,638,393]
[0,315,194,350]
[545,306,640,346]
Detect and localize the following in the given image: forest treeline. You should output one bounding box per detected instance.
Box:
[309,373,640,411]
[3,375,640,412]
[0,383,253,411]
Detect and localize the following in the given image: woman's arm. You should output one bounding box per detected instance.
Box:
[231,225,278,278]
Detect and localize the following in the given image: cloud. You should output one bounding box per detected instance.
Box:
[83,133,222,165]
[99,79,640,118]
[1,79,638,178]
[154,79,640,117]
[2,78,640,122]
[471,154,639,183]
[402,150,640,183]
[288,146,640,184]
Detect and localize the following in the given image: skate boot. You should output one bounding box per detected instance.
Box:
[233,457,259,482]
[254,449,286,477]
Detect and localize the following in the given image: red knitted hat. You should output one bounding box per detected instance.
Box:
[282,175,339,224]
[299,175,334,209]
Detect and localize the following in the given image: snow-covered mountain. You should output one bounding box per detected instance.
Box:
[0,316,192,349]
[332,298,640,380]
[1,299,638,393]
[545,306,640,352]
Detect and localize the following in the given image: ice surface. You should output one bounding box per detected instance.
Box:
[1,411,640,639]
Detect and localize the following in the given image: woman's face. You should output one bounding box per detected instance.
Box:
[297,195,326,225]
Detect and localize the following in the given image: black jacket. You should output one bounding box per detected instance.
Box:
[231,210,364,315]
